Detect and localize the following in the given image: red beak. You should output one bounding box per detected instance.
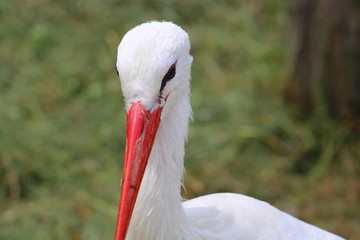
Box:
[114,102,162,240]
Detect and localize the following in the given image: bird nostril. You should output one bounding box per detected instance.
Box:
[140,123,145,136]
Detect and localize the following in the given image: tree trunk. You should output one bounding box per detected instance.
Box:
[284,0,360,129]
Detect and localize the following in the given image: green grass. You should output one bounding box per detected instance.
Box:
[0,0,359,239]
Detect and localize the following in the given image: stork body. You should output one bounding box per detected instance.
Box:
[114,21,344,240]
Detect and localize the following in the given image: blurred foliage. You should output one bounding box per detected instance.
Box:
[0,0,358,239]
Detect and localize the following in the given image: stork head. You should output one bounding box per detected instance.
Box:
[116,21,192,113]
[114,21,193,240]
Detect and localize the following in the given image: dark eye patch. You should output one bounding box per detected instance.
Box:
[160,63,176,93]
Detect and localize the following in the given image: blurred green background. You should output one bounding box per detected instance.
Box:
[0,0,358,239]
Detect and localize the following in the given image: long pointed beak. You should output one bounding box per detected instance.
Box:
[114,102,162,240]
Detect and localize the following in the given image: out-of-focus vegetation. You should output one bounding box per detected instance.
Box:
[0,0,358,239]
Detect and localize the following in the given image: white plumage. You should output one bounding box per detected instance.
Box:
[114,21,344,240]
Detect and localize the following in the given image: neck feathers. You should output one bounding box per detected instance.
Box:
[126,88,193,240]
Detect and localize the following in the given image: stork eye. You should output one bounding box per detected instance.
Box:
[160,63,176,93]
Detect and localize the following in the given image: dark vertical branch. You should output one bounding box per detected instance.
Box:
[284,0,318,116]
[320,0,351,120]
[349,0,360,129]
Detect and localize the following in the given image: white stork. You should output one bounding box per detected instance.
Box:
[114,21,344,240]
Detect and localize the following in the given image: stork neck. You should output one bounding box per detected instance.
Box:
[126,93,195,240]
